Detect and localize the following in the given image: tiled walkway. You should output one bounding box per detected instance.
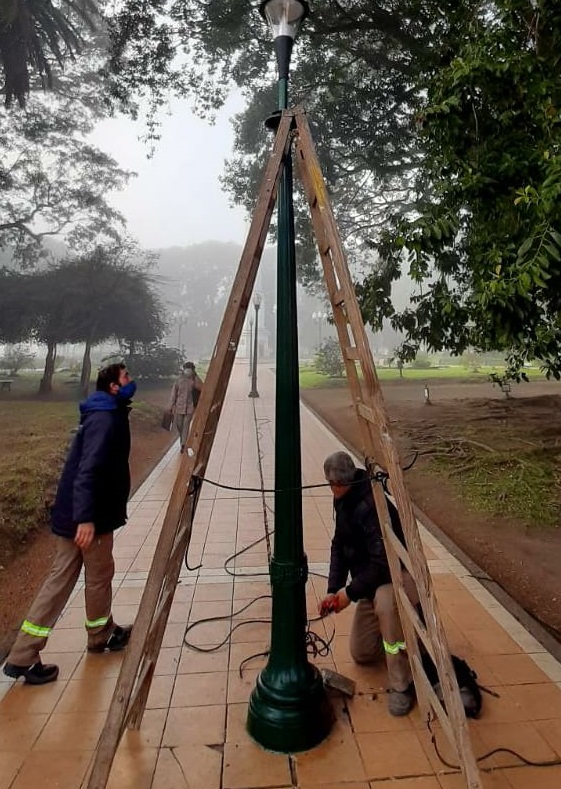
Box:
[2,364,561,788]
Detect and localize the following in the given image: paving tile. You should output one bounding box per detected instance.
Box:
[476,721,557,769]
[106,745,158,789]
[503,765,561,787]
[357,730,436,780]
[170,672,228,707]
[194,583,234,602]
[533,719,561,757]
[0,751,26,789]
[10,749,92,789]
[162,705,226,747]
[54,676,118,713]
[227,669,260,704]
[119,709,167,750]
[438,772,512,788]
[294,714,367,785]
[347,692,414,733]
[152,744,222,789]
[372,778,441,789]
[0,713,48,750]
[0,680,66,716]
[222,741,291,788]
[177,646,229,674]
[482,654,551,685]
[154,646,181,676]
[33,711,106,751]
[505,682,561,720]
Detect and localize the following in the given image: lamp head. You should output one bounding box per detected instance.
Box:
[259,0,309,40]
[254,293,262,308]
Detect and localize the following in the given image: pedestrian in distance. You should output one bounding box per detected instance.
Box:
[3,363,136,685]
[168,361,203,453]
[319,450,419,716]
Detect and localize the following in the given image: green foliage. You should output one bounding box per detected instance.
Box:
[0,345,35,375]
[314,337,344,378]
[0,0,99,107]
[363,2,561,377]
[410,355,432,369]
[125,344,183,380]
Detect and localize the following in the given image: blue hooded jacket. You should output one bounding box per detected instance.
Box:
[50,390,131,539]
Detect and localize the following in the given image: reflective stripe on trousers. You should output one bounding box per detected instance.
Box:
[21,620,52,638]
[383,639,406,655]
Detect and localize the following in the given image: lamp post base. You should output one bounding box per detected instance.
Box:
[247,665,333,753]
[248,390,260,398]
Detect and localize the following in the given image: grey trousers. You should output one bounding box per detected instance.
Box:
[7,533,115,666]
[175,412,193,448]
[349,570,419,692]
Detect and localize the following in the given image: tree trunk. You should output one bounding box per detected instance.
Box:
[39,341,57,394]
[80,338,92,398]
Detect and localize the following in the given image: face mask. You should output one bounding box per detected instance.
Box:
[118,380,137,400]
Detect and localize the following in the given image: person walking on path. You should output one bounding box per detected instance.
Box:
[168,361,203,452]
[319,450,419,716]
[3,363,136,685]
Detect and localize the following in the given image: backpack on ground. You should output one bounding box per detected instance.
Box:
[421,652,483,719]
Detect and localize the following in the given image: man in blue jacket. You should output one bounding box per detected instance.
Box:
[319,451,419,716]
[3,363,136,685]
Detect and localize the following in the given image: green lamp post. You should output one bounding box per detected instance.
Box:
[246,0,333,753]
[248,293,262,397]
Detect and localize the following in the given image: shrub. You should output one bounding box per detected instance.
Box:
[314,338,345,378]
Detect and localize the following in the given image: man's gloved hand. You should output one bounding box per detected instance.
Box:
[318,589,351,617]
[318,594,338,617]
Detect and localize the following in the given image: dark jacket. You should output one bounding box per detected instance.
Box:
[327,468,404,601]
[51,390,131,538]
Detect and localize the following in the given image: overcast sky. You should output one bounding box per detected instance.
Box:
[90,93,250,250]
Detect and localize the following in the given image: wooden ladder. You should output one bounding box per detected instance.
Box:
[87,106,481,789]
[86,111,294,789]
[292,107,481,788]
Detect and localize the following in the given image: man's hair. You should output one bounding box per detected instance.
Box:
[97,362,125,393]
[183,361,195,371]
[324,451,356,485]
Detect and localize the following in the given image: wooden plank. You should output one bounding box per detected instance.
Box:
[87,110,296,789]
[294,106,482,789]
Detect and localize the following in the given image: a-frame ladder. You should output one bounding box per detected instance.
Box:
[292,107,481,788]
[86,111,295,789]
[87,107,481,789]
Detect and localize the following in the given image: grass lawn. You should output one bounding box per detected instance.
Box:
[0,401,77,556]
[299,364,547,388]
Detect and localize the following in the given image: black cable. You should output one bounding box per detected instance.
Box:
[428,715,561,770]
[192,469,391,495]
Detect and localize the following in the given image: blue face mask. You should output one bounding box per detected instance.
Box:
[118,380,137,400]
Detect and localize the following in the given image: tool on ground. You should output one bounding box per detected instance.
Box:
[321,668,356,697]
[87,107,481,789]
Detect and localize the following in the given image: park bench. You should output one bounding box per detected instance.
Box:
[0,379,13,391]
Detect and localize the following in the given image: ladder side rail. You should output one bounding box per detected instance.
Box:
[86,489,196,789]
[294,109,482,788]
[87,113,295,789]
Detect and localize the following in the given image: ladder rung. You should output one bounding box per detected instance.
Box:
[345,346,360,360]
[357,403,375,423]
[332,289,345,307]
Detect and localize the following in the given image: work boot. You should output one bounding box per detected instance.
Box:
[387,682,416,716]
[88,624,133,653]
[3,661,59,685]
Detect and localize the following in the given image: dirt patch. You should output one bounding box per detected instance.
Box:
[0,383,176,661]
[301,380,561,638]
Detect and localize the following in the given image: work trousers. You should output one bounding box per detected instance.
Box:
[349,570,419,692]
[175,411,194,450]
[7,532,115,666]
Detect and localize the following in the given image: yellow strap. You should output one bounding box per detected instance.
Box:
[85,616,110,629]
[383,640,406,655]
[21,620,51,638]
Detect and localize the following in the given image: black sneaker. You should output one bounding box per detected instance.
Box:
[87,624,133,653]
[387,682,416,716]
[3,661,59,685]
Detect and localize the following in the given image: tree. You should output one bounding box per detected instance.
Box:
[0,0,99,107]
[0,85,131,266]
[0,345,35,375]
[360,1,561,377]
[104,1,473,276]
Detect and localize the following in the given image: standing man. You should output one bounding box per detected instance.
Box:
[168,361,203,453]
[319,451,419,716]
[3,363,136,685]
